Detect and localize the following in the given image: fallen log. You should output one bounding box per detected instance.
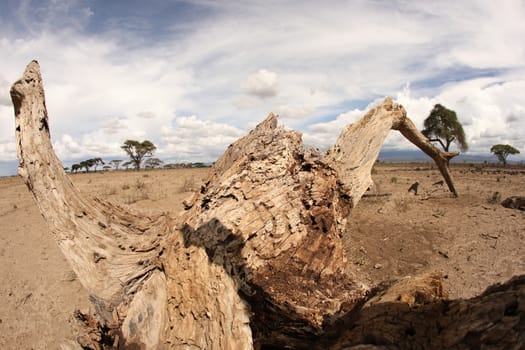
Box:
[11,61,523,349]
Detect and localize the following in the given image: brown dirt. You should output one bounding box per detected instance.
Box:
[0,164,524,348]
[344,163,525,299]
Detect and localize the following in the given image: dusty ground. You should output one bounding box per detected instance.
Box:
[344,163,525,299]
[0,163,524,349]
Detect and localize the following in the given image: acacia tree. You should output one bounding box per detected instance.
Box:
[79,160,92,173]
[422,104,468,156]
[490,144,520,166]
[122,161,133,170]
[121,140,156,170]
[144,157,163,169]
[90,157,104,172]
[71,164,81,173]
[78,158,104,172]
[109,159,123,170]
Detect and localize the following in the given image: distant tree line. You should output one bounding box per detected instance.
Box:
[163,162,209,169]
[66,139,211,173]
[70,157,104,173]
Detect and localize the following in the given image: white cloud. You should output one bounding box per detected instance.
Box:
[159,115,245,161]
[137,111,156,119]
[0,140,16,160]
[302,108,365,149]
[53,134,83,158]
[100,118,128,134]
[0,75,11,106]
[13,0,93,35]
[243,69,278,99]
[0,105,15,148]
[438,1,525,69]
[274,104,314,120]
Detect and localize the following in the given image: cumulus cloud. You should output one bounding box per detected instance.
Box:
[159,115,245,161]
[0,76,11,106]
[243,69,278,98]
[100,118,128,134]
[302,109,365,149]
[137,111,156,119]
[53,134,83,158]
[274,104,314,120]
[506,106,525,124]
[0,105,15,158]
[0,141,16,160]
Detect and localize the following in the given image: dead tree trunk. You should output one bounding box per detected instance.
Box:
[11,61,523,349]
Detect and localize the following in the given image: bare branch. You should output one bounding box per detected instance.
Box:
[327,97,458,203]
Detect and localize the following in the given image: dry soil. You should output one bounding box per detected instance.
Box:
[0,164,523,349]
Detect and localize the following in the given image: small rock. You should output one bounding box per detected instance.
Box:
[63,270,77,282]
[374,263,383,269]
[438,251,449,259]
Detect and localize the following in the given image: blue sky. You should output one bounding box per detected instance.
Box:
[1,0,524,175]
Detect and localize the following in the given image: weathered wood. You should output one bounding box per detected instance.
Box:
[326,97,458,202]
[179,115,366,347]
[12,61,253,349]
[11,61,524,349]
[321,274,525,350]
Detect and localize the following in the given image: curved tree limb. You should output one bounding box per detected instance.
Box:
[12,60,252,349]
[326,97,458,203]
[393,116,459,196]
[12,60,169,303]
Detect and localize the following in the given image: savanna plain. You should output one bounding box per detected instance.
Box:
[0,163,523,349]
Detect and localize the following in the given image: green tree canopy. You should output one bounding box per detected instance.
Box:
[122,161,133,170]
[78,158,104,173]
[121,140,157,170]
[110,159,123,170]
[144,157,164,169]
[490,144,520,166]
[79,160,91,173]
[422,104,468,153]
[71,163,81,173]
[90,157,105,172]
